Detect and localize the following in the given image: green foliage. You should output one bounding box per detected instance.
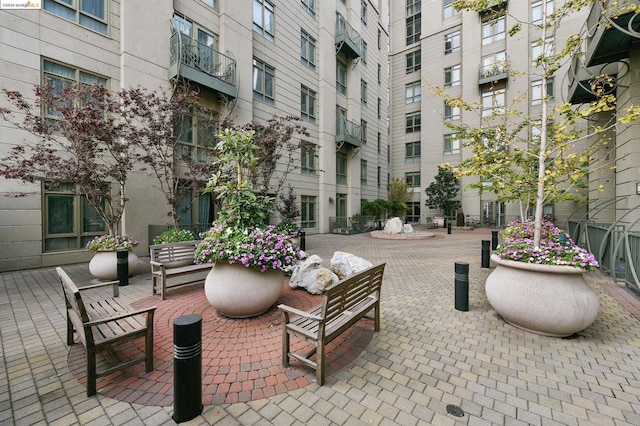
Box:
[85,235,140,252]
[152,229,195,245]
[277,184,301,222]
[361,199,387,218]
[424,164,460,216]
[276,220,300,236]
[388,178,409,203]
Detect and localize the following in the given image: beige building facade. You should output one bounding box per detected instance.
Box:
[0,0,390,271]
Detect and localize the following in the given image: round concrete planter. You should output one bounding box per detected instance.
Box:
[485,254,599,337]
[89,251,139,280]
[204,262,284,318]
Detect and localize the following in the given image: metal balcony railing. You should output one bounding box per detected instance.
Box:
[335,12,361,59]
[336,116,362,149]
[478,63,509,85]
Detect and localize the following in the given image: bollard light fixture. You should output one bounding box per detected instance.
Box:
[637,182,640,195]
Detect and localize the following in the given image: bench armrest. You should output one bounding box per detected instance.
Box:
[278,304,323,322]
[85,305,157,327]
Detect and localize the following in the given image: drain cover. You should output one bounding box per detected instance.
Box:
[446,404,465,417]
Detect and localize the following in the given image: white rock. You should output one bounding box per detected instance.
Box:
[403,224,414,233]
[383,217,404,234]
[330,251,373,280]
[289,255,339,294]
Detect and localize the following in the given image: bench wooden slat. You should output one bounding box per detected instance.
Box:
[149,240,211,300]
[57,267,156,397]
[279,263,385,385]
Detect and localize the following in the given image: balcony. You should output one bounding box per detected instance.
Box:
[169,32,238,98]
[336,116,362,150]
[567,52,620,104]
[479,0,508,15]
[478,63,509,86]
[335,12,361,60]
[581,0,640,67]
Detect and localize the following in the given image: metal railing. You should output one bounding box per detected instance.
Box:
[170,32,236,86]
[329,216,376,235]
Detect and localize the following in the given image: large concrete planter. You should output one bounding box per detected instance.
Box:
[89,251,139,280]
[485,254,599,337]
[204,262,285,318]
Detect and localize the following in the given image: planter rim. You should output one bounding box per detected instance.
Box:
[490,253,587,274]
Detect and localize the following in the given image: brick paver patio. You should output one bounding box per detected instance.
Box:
[2,227,640,425]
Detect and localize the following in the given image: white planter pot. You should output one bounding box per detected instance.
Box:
[205,262,284,318]
[433,217,445,228]
[89,251,139,281]
[485,254,599,337]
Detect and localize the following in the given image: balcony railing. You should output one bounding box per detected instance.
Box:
[169,32,237,98]
[336,116,362,149]
[478,63,509,86]
[335,12,361,59]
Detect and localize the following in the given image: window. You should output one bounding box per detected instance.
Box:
[406,12,421,45]
[301,195,317,228]
[301,142,317,175]
[176,183,215,229]
[406,111,421,133]
[174,109,219,162]
[531,78,554,105]
[444,134,460,154]
[482,88,505,117]
[444,104,461,121]
[361,160,368,183]
[301,0,315,16]
[378,28,382,50]
[253,0,275,41]
[377,166,381,187]
[406,0,421,16]
[336,59,347,95]
[405,141,421,163]
[378,63,382,84]
[377,132,381,153]
[482,15,505,45]
[406,81,421,104]
[44,0,107,34]
[301,30,316,69]
[361,120,368,144]
[202,0,218,8]
[532,0,554,25]
[361,79,368,105]
[532,37,554,66]
[301,85,316,122]
[443,0,460,19]
[361,0,367,24]
[253,58,275,104]
[336,152,347,185]
[43,60,107,120]
[406,50,421,73]
[377,98,382,119]
[481,51,507,77]
[406,172,421,188]
[361,41,368,64]
[444,64,461,87]
[43,182,105,252]
[444,31,460,54]
[406,202,421,223]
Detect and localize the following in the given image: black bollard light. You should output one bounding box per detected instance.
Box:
[481,240,490,268]
[299,229,306,251]
[454,262,469,311]
[491,230,499,250]
[173,314,203,423]
[447,221,452,235]
[116,248,128,286]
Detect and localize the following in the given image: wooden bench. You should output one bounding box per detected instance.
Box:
[278,263,386,385]
[57,267,156,397]
[149,240,211,300]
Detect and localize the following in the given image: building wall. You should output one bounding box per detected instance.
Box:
[0,0,390,271]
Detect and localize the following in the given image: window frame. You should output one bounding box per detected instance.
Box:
[301,85,317,122]
[443,0,460,19]
[406,12,421,46]
[532,0,554,25]
[336,151,348,185]
[531,77,554,106]
[444,133,461,155]
[361,79,368,105]
[253,0,275,42]
[405,171,421,188]
[301,0,315,16]
[336,59,347,95]
[444,104,461,121]
[253,58,275,105]
[482,15,506,45]
[301,142,317,175]
[406,50,421,73]
[405,141,421,163]
[301,195,317,228]
[361,159,368,184]
[481,88,506,117]
[444,31,460,54]
[301,29,317,69]
[44,0,108,35]
[405,80,422,104]
[405,111,421,134]
[444,64,461,87]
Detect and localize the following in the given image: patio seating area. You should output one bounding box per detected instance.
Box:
[3,227,640,424]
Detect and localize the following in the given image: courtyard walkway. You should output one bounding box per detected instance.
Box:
[2,227,640,425]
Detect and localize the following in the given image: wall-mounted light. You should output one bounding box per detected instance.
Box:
[329,197,335,203]
[636,182,640,195]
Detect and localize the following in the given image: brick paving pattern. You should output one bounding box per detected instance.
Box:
[2,227,640,425]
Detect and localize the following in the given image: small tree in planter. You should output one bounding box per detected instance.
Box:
[277,184,302,236]
[424,164,460,225]
[0,83,136,238]
[388,178,410,219]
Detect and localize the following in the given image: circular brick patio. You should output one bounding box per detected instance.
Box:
[68,282,375,406]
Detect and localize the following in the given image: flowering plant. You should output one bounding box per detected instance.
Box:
[152,229,195,244]
[86,234,140,252]
[195,222,302,273]
[495,218,599,271]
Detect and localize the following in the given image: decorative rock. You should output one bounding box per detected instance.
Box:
[403,224,414,233]
[289,255,339,294]
[384,217,404,234]
[331,251,373,280]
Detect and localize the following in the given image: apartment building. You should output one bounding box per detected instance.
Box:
[0,0,390,271]
[389,0,592,226]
